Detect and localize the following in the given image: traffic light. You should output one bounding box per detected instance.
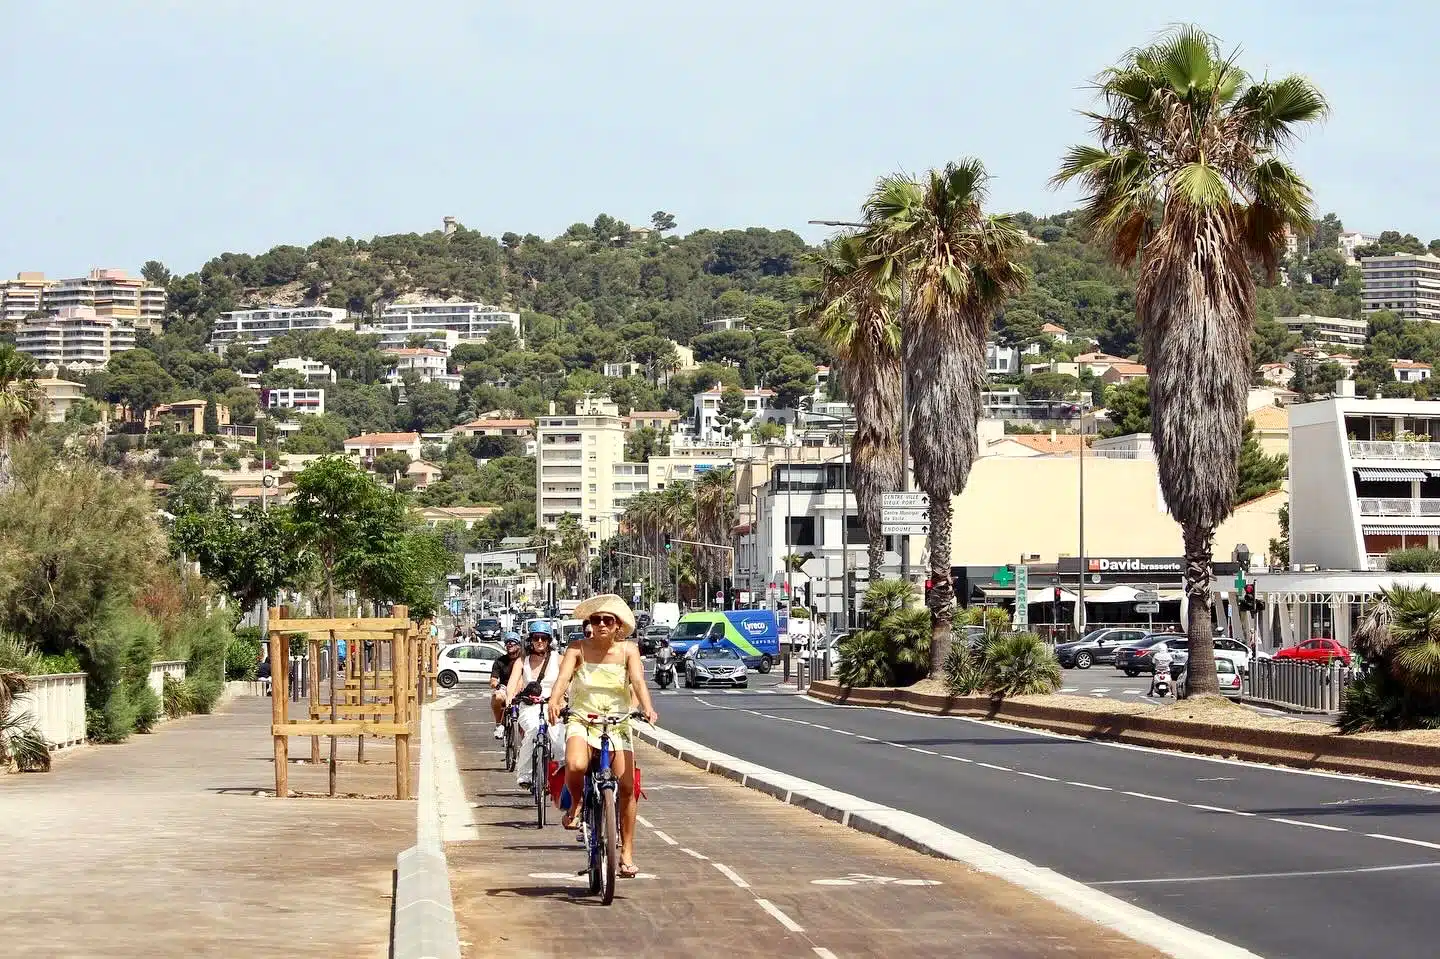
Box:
[1241,581,1256,612]
[1053,586,1062,603]
[663,534,672,552]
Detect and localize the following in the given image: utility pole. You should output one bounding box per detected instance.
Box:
[1078,408,1086,639]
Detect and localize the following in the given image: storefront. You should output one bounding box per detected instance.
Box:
[1211,571,1440,652]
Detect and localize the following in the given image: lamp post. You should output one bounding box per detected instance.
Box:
[1232,543,1252,649]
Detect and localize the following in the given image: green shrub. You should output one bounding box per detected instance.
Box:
[0,634,42,674]
[1339,671,1440,733]
[836,633,895,688]
[82,606,161,742]
[943,643,989,696]
[182,613,231,713]
[227,627,262,681]
[35,651,82,675]
[1385,548,1440,573]
[163,675,198,718]
[984,633,1062,696]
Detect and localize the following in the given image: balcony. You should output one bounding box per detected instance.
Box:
[1358,498,1440,517]
[1350,440,1440,460]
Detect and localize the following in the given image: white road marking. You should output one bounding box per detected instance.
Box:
[814,949,840,959]
[755,897,805,932]
[947,755,974,763]
[1189,804,1255,817]
[1122,690,1142,695]
[1016,771,1058,782]
[713,862,751,888]
[975,762,1011,772]
[1090,688,1111,693]
[1269,818,1347,832]
[681,847,709,860]
[911,748,939,756]
[1122,791,1178,803]
[636,814,655,828]
[1368,833,1440,850]
[1093,861,1440,885]
[652,829,679,845]
[1067,781,1112,791]
[1060,687,1079,692]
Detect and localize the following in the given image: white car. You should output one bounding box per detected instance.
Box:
[436,642,504,688]
[1181,657,1244,699]
[1171,636,1253,676]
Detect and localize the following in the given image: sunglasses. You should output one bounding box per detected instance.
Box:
[587,614,619,628]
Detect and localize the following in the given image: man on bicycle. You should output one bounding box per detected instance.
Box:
[506,620,564,791]
[489,633,522,740]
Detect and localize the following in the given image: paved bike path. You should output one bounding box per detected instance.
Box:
[441,690,1161,958]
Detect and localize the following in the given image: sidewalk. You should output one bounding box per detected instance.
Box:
[0,695,414,958]
[441,693,1163,958]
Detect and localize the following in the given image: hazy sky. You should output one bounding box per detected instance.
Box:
[1,1,1432,277]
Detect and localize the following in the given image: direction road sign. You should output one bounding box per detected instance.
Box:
[882,492,930,509]
[1137,585,1159,602]
[1135,602,1160,614]
[881,507,929,524]
[881,522,929,536]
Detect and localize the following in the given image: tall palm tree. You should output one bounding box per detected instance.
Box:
[1053,25,1326,694]
[694,466,736,599]
[804,235,903,585]
[864,160,1031,679]
[0,345,40,490]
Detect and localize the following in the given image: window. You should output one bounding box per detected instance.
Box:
[787,516,817,546]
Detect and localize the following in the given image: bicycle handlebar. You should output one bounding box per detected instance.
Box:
[557,707,648,724]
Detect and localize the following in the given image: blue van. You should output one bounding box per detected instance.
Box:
[668,610,780,673]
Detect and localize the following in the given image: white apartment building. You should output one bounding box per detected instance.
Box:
[693,385,779,442]
[702,316,748,333]
[1393,360,1433,384]
[210,306,351,352]
[1361,253,1440,322]
[15,306,135,369]
[343,431,423,461]
[35,377,88,423]
[376,302,519,347]
[986,343,1021,376]
[264,387,325,416]
[1290,394,1440,572]
[1278,313,1368,347]
[0,269,165,332]
[1339,231,1379,264]
[535,397,628,538]
[274,357,337,384]
[383,347,461,391]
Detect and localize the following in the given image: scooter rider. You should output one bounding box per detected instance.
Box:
[653,638,677,687]
[1149,641,1174,697]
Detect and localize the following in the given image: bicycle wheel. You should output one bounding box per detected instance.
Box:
[586,787,602,894]
[600,787,618,904]
[504,720,517,772]
[533,737,547,829]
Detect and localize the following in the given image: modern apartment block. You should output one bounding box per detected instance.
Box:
[263,387,325,416]
[1290,394,1440,571]
[1361,253,1440,322]
[382,347,461,391]
[210,306,351,352]
[273,357,337,384]
[0,269,165,331]
[375,302,520,348]
[535,397,629,538]
[1277,313,1368,347]
[15,306,136,369]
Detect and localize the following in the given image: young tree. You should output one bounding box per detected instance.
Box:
[0,345,40,490]
[1054,25,1326,694]
[289,457,390,615]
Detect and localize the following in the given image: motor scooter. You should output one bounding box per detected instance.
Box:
[653,642,677,690]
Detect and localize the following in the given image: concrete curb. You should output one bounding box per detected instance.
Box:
[634,722,1259,959]
[807,681,1440,785]
[391,699,462,959]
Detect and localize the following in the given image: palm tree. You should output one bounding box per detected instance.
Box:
[694,466,736,599]
[805,235,903,585]
[863,160,1031,680]
[0,344,40,490]
[1053,25,1326,693]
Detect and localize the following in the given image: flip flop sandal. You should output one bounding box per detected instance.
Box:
[619,863,639,879]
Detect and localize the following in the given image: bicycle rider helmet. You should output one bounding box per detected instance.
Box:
[525,620,554,638]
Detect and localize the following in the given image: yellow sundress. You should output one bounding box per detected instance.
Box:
[566,658,634,752]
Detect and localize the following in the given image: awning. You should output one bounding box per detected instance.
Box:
[1362,524,1440,535]
[1355,468,1429,481]
[1082,585,1140,604]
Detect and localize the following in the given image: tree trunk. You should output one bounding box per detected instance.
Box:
[867,539,884,594]
[1183,523,1221,696]
[926,496,955,680]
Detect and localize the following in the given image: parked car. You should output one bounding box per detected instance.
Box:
[684,646,749,689]
[638,624,672,656]
[1170,636,1254,676]
[1116,634,1188,676]
[1181,658,1244,699]
[436,642,505,688]
[1273,638,1352,666]
[1056,627,1149,669]
[474,617,503,642]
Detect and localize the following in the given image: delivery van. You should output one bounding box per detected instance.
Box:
[668,610,779,672]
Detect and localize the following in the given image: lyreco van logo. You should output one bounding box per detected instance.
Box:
[743,620,768,635]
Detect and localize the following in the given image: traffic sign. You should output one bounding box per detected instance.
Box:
[1137,585,1159,602]
[881,523,929,536]
[1135,602,1160,614]
[882,492,930,509]
[881,507,929,524]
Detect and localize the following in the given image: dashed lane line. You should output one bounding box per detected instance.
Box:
[1122,791,1179,804]
[1270,818,1347,832]
[755,897,806,932]
[713,862,751,888]
[635,814,655,828]
[1368,833,1440,850]
[652,829,679,845]
[1068,781,1112,791]
[681,847,709,860]
[814,949,841,959]
[1190,804,1256,817]
[1092,861,1440,885]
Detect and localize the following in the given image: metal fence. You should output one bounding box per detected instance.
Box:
[1247,658,1356,714]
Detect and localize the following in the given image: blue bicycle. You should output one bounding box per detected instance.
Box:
[560,707,644,904]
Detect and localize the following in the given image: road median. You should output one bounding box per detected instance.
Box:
[807,680,1440,785]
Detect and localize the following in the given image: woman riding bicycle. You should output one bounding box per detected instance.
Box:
[547,593,658,879]
[506,620,564,791]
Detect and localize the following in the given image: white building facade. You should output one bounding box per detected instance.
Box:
[376,302,519,347]
[210,307,351,352]
[1361,253,1440,322]
[15,306,135,369]
[263,387,325,416]
[274,357,337,383]
[1277,314,1368,348]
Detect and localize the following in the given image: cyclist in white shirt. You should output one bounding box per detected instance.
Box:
[506,620,565,790]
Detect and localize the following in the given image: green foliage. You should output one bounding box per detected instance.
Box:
[1235,419,1287,505]
[172,504,312,614]
[163,674,199,719]
[984,633,1062,696]
[35,650,82,675]
[833,579,930,687]
[836,632,895,688]
[1386,548,1440,573]
[1100,378,1150,436]
[82,606,161,742]
[943,643,988,696]
[228,627,263,681]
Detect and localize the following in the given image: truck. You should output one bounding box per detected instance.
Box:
[667,610,779,673]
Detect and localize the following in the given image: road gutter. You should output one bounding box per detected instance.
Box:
[392,695,463,959]
[634,721,1261,959]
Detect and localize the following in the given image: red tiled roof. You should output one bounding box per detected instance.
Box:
[344,432,421,445]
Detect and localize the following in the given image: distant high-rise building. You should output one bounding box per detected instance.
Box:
[1361,253,1440,322]
[15,306,136,369]
[0,269,165,332]
[376,302,519,347]
[209,306,352,352]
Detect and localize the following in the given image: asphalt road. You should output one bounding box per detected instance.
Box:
[653,674,1440,959]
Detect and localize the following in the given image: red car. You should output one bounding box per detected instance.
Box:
[1272,638,1351,665]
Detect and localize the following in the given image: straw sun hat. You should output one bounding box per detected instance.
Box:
[573,593,636,638]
